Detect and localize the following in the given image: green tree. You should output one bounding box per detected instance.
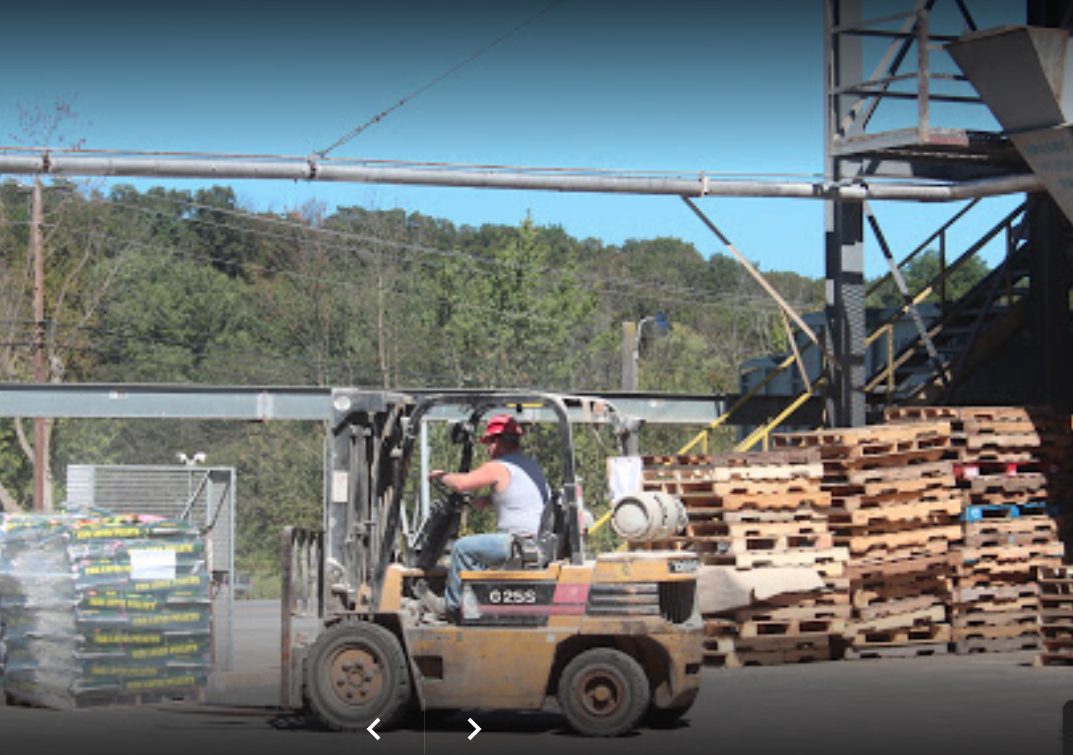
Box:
[430,215,598,389]
[869,249,989,309]
[91,251,257,383]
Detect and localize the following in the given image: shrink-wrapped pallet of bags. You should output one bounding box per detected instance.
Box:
[67,514,211,705]
[0,513,82,708]
[0,511,210,708]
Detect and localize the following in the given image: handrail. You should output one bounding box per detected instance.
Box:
[865,204,1028,391]
[864,198,980,299]
[676,200,1026,456]
[864,202,1024,350]
[735,380,825,453]
[676,349,806,454]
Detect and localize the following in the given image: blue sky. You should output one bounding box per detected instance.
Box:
[1,0,1025,278]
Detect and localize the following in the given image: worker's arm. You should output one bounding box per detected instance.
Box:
[430,461,509,494]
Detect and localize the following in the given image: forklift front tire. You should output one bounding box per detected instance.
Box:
[306,620,412,732]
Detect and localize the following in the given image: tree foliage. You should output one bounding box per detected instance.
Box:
[868,249,989,309]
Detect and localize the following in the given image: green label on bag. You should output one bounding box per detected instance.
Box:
[130,642,205,660]
[88,631,164,645]
[124,674,200,692]
[131,611,205,627]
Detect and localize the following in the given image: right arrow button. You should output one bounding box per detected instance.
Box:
[467,717,481,741]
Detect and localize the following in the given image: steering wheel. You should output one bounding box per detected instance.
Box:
[430,475,471,506]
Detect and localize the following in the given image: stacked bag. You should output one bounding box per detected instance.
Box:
[0,511,210,708]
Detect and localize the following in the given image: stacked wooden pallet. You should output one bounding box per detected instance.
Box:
[886,406,1064,654]
[1036,566,1073,665]
[641,450,848,667]
[1033,411,1073,550]
[773,422,959,660]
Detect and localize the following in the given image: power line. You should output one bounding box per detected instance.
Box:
[316,1,565,157]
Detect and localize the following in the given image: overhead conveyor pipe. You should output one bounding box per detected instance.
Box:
[0,149,1044,202]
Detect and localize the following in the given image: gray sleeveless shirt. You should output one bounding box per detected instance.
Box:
[492,452,550,536]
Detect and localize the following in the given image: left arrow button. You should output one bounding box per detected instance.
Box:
[367,717,382,741]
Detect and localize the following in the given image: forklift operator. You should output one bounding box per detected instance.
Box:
[429,414,550,616]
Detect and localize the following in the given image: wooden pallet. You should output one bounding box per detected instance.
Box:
[956,635,1040,654]
[732,603,852,624]
[965,518,1057,537]
[952,583,1038,603]
[774,422,951,449]
[847,605,947,636]
[850,622,951,647]
[956,558,1064,580]
[830,491,964,520]
[713,463,824,483]
[842,642,949,660]
[723,520,829,539]
[953,623,1040,642]
[856,595,947,622]
[722,532,835,554]
[960,418,1039,435]
[722,507,827,524]
[1034,652,1073,666]
[964,529,1058,549]
[966,473,1047,495]
[965,491,1050,508]
[828,474,956,499]
[711,479,824,497]
[720,547,848,576]
[839,525,962,556]
[963,432,1041,450]
[737,616,846,638]
[854,580,951,608]
[828,461,954,487]
[952,596,1039,614]
[718,491,832,511]
[885,406,960,423]
[845,552,952,582]
[1039,624,1073,641]
[732,632,832,654]
[820,447,950,472]
[952,609,1038,629]
[953,570,1039,590]
[957,542,1065,564]
[954,450,1039,465]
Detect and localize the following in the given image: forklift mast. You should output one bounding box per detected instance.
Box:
[321,390,619,615]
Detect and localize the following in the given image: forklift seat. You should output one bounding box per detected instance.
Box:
[507,490,561,569]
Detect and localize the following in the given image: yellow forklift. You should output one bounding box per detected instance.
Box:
[281,390,702,737]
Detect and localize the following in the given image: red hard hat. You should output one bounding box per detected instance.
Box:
[481,414,523,443]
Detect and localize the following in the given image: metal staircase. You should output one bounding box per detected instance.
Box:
[865,201,1033,407]
[677,199,1041,455]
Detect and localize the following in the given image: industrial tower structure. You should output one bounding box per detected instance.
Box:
[824,0,1073,426]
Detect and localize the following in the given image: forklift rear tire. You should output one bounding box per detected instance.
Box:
[557,648,650,737]
[306,620,412,732]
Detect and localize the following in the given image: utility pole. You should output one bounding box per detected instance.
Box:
[620,321,638,393]
[620,321,639,455]
[31,177,48,512]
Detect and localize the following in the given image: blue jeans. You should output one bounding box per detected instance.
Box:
[445,533,513,612]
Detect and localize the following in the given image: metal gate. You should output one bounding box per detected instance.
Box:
[65,464,236,671]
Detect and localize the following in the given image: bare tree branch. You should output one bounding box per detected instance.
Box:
[13,417,34,461]
[0,480,21,513]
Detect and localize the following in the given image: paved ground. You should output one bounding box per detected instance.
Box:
[2,601,1072,755]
